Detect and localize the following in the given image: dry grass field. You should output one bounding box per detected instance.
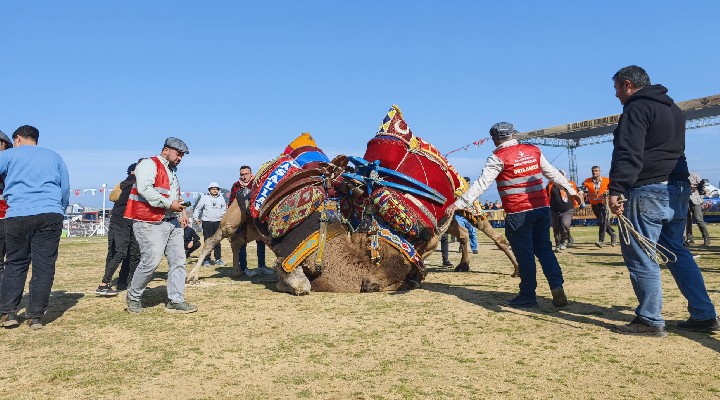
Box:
[2,225,720,400]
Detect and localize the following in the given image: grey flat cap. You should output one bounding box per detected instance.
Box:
[489,122,517,139]
[164,137,189,154]
[0,130,13,148]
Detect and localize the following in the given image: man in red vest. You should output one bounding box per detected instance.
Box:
[124,137,197,314]
[446,122,581,308]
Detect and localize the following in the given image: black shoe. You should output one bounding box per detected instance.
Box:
[611,317,667,337]
[677,317,720,333]
[27,318,43,330]
[442,260,453,267]
[595,241,604,248]
[508,295,538,308]
[703,239,711,247]
[551,287,568,307]
[472,250,478,254]
[1,312,19,328]
[95,284,119,297]
[610,237,617,247]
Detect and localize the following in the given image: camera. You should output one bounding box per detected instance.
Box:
[181,201,191,207]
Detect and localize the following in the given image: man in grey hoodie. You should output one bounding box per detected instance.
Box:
[193,182,227,267]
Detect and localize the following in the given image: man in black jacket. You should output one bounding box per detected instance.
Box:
[95,163,141,296]
[184,225,201,258]
[607,65,718,337]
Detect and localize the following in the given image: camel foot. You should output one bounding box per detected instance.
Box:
[361,279,381,293]
[274,265,311,295]
[454,263,470,272]
[275,279,310,296]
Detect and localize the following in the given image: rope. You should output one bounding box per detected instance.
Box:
[614,195,677,264]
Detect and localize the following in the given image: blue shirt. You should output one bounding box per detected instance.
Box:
[0,146,70,217]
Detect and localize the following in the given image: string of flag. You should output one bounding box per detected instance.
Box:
[444,137,491,157]
[71,188,207,200]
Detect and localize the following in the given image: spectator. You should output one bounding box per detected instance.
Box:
[0,125,70,329]
[546,169,582,252]
[493,200,501,210]
[607,65,718,336]
[483,200,492,210]
[193,182,227,267]
[582,166,617,248]
[184,225,201,258]
[446,122,580,308]
[0,130,11,299]
[228,166,273,276]
[686,171,711,246]
[95,163,141,296]
[124,137,197,314]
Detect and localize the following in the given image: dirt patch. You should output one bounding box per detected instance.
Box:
[1,226,720,399]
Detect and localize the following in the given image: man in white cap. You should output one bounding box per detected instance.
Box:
[446,122,581,308]
[193,181,227,267]
[124,137,196,314]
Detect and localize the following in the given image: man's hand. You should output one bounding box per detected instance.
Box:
[609,195,624,215]
[169,200,186,212]
[187,240,193,249]
[571,194,583,206]
[194,218,201,226]
[180,210,189,228]
[445,204,459,218]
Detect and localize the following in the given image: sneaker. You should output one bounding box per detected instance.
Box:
[551,287,568,307]
[703,239,711,246]
[165,301,198,314]
[610,237,617,247]
[95,283,119,297]
[611,317,667,337]
[559,243,567,250]
[243,268,258,277]
[595,241,604,248]
[202,260,212,267]
[472,250,478,254]
[215,259,226,266]
[442,260,453,267]
[27,318,43,330]
[126,298,144,314]
[568,237,575,246]
[676,317,720,333]
[1,312,19,328]
[554,246,562,253]
[508,295,538,308]
[257,265,275,275]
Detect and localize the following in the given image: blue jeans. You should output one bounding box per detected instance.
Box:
[239,241,266,269]
[504,207,564,299]
[621,181,716,327]
[454,215,477,251]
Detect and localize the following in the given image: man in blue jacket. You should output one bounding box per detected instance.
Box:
[0,125,69,330]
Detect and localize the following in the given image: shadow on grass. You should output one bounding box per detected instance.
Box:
[422,282,720,352]
[43,290,84,324]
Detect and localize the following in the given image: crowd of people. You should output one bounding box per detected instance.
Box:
[0,65,716,337]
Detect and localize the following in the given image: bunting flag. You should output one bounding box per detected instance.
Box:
[444,137,491,157]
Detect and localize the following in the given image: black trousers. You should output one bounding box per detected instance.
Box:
[0,213,63,318]
[440,234,450,262]
[0,219,5,297]
[185,240,201,257]
[591,203,616,242]
[101,220,140,286]
[201,220,221,261]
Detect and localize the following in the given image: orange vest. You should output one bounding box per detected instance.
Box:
[494,143,549,214]
[0,176,7,219]
[124,157,172,222]
[546,181,580,207]
[583,177,610,205]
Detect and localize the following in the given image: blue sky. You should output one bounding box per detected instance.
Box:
[2,1,718,207]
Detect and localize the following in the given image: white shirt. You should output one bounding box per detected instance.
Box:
[454,139,578,209]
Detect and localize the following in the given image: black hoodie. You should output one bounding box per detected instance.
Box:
[608,84,689,195]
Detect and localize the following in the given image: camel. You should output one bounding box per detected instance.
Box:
[187,199,424,294]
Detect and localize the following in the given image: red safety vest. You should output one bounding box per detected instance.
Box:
[494,143,549,214]
[583,177,610,205]
[124,157,172,222]
[0,177,7,219]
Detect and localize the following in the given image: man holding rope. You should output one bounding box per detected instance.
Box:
[608,65,718,337]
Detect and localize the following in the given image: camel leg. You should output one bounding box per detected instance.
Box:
[476,218,520,277]
[275,263,311,295]
[187,228,226,283]
[446,219,470,272]
[229,234,248,278]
